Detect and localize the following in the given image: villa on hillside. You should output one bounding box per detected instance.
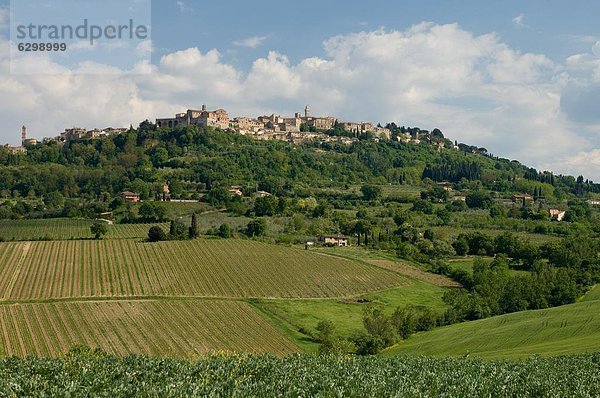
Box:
[121,191,141,203]
[318,235,349,247]
[549,209,566,222]
[512,194,534,203]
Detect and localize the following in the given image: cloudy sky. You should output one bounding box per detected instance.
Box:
[1,0,599,180]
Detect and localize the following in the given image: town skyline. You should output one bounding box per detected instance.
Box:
[0,1,599,180]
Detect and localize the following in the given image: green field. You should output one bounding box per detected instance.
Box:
[448,256,530,277]
[581,284,600,302]
[0,239,407,301]
[256,281,447,350]
[0,218,170,240]
[384,299,600,359]
[431,226,560,244]
[0,299,299,358]
[2,351,599,397]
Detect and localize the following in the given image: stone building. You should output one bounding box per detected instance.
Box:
[156,105,230,130]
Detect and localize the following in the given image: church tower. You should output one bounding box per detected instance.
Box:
[304,105,311,118]
[21,126,26,146]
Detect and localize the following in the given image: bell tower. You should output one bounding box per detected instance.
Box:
[304,105,310,118]
[21,125,26,146]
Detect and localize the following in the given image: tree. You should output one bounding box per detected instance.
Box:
[205,186,230,207]
[138,202,167,222]
[254,195,278,217]
[452,235,470,256]
[465,190,493,209]
[391,306,417,339]
[148,226,167,242]
[246,219,267,237]
[218,223,232,238]
[90,222,108,240]
[189,213,199,239]
[315,320,335,343]
[169,220,188,240]
[411,199,433,214]
[362,307,397,347]
[360,185,382,201]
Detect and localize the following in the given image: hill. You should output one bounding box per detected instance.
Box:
[383,299,600,359]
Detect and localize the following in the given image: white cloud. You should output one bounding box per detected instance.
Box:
[512,13,526,28]
[0,23,599,180]
[176,1,193,13]
[135,40,153,58]
[593,41,600,57]
[543,150,600,181]
[233,36,267,49]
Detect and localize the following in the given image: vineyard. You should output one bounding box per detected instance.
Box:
[0,218,169,241]
[0,239,407,300]
[384,299,600,359]
[1,351,599,397]
[0,300,299,358]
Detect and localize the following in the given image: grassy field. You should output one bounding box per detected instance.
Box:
[0,299,299,358]
[431,225,560,244]
[448,256,530,277]
[384,299,600,359]
[256,281,448,349]
[255,247,452,350]
[581,284,600,302]
[0,239,407,300]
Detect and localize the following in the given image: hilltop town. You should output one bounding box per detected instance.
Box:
[3,105,441,153]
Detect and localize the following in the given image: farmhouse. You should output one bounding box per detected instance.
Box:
[549,209,566,221]
[121,191,141,203]
[229,188,243,197]
[318,235,349,247]
[512,194,534,203]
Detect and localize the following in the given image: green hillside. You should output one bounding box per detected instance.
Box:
[581,284,600,302]
[384,299,600,359]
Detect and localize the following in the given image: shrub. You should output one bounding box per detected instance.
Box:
[246,219,267,237]
[90,222,108,240]
[218,223,232,238]
[148,226,167,242]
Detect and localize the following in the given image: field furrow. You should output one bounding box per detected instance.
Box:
[0,239,406,300]
[0,300,299,358]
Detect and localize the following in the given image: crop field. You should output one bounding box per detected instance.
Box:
[0,239,407,300]
[107,223,170,239]
[0,218,170,241]
[367,259,460,287]
[0,218,93,240]
[0,299,299,358]
[384,299,600,359]
[2,351,599,397]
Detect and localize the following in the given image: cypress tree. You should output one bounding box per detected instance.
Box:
[189,213,198,239]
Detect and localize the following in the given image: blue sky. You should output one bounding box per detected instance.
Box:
[149,0,599,67]
[0,0,599,180]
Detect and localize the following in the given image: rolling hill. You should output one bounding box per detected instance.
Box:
[384,298,600,359]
